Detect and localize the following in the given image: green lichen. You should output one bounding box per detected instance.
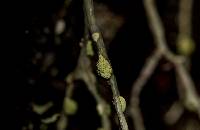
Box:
[96,54,112,79]
[118,96,126,112]
[177,35,195,56]
[92,32,100,42]
[86,40,94,56]
[63,98,78,115]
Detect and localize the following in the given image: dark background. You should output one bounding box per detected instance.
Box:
[14,0,200,130]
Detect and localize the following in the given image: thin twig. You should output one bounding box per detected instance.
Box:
[144,0,169,52]
[76,41,111,130]
[144,0,200,115]
[164,101,184,125]
[129,49,162,130]
[83,0,129,130]
[164,0,196,124]
[58,41,112,130]
[175,0,193,100]
[57,73,74,130]
[174,60,200,117]
[129,0,200,129]
[178,0,193,36]
[176,0,200,118]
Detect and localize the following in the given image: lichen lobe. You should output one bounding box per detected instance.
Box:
[92,32,100,42]
[86,40,94,56]
[96,54,112,79]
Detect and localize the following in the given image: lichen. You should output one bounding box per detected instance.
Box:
[177,35,195,56]
[92,32,100,42]
[63,98,78,115]
[86,40,94,56]
[118,96,126,112]
[96,54,112,79]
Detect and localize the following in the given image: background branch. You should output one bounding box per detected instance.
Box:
[129,0,200,129]
[129,49,162,130]
[57,39,111,130]
[144,0,200,117]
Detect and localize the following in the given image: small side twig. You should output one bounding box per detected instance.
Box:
[176,0,193,99]
[176,0,200,118]
[178,0,193,36]
[57,73,74,130]
[57,40,111,130]
[164,101,184,125]
[76,40,111,130]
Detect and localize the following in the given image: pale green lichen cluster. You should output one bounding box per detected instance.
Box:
[63,97,78,115]
[177,35,195,56]
[96,54,112,79]
[92,32,100,42]
[86,40,94,56]
[118,96,126,112]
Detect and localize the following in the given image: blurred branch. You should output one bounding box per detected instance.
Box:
[178,0,193,36]
[166,0,200,124]
[129,49,162,130]
[129,0,200,129]
[76,39,111,130]
[57,38,111,130]
[175,0,193,112]
[83,0,129,130]
[144,0,200,117]
[176,0,200,118]
[164,0,197,125]
[164,101,184,125]
[176,0,195,58]
[57,73,74,130]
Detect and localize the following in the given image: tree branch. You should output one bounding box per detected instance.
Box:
[83,0,129,130]
[57,39,111,130]
[129,0,200,129]
[129,49,162,130]
[178,0,193,36]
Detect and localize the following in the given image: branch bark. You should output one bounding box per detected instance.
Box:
[83,0,129,130]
